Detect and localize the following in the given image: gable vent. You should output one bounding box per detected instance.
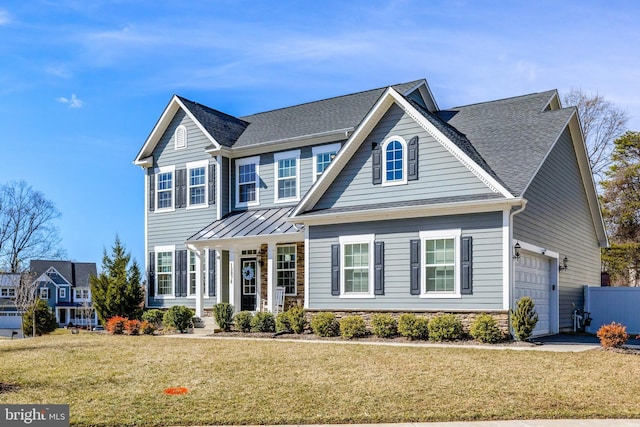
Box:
[175,125,187,150]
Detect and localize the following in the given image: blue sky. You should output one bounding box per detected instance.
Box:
[1,0,638,270]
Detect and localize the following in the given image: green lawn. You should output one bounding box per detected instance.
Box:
[1,332,639,426]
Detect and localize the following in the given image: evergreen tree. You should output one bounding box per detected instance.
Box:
[600,131,640,286]
[22,299,58,336]
[90,236,144,324]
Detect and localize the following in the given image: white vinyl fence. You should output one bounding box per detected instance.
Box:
[584,286,640,334]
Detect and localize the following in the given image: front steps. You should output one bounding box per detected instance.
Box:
[191,316,219,335]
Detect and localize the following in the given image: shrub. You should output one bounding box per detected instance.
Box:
[163,306,194,333]
[140,320,156,335]
[339,315,367,339]
[310,312,339,337]
[276,311,291,332]
[22,299,58,336]
[233,311,254,333]
[371,313,397,338]
[125,319,142,335]
[597,322,629,348]
[142,309,165,326]
[510,297,539,341]
[213,303,234,332]
[428,314,464,341]
[105,316,127,335]
[251,311,275,333]
[285,305,306,334]
[470,314,503,343]
[397,313,429,340]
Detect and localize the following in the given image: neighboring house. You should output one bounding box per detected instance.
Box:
[0,273,22,332]
[134,78,606,336]
[30,260,98,328]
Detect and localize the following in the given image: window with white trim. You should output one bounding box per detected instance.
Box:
[1,288,16,298]
[60,288,66,299]
[339,234,375,297]
[312,143,340,182]
[75,289,89,299]
[420,229,461,297]
[156,166,175,211]
[236,156,260,207]
[382,136,407,186]
[187,160,208,207]
[40,287,49,299]
[276,245,296,295]
[274,150,300,202]
[156,250,174,296]
[175,125,187,149]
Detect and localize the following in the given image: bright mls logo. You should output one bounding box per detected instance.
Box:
[1,405,69,427]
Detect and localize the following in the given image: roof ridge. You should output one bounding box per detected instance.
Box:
[239,80,423,119]
[447,89,557,110]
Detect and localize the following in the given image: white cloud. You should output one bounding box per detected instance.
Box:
[0,9,10,26]
[57,94,83,108]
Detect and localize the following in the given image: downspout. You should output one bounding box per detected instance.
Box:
[508,200,527,331]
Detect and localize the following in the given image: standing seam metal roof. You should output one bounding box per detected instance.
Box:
[189,208,298,241]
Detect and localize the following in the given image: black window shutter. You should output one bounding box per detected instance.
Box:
[176,249,187,297]
[208,249,216,297]
[374,241,384,295]
[148,173,155,212]
[461,236,473,295]
[331,244,340,296]
[208,163,216,205]
[408,136,419,181]
[372,143,382,185]
[176,169,186,208]
[410,239,421,295]
[148,252,155,297]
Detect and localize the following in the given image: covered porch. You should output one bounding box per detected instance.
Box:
[187,208,305,317]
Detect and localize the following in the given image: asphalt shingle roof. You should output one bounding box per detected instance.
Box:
[437,90,574,196]
[177,96,249,148]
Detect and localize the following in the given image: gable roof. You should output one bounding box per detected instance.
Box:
[437,90,574,196]
[29,260,97,288]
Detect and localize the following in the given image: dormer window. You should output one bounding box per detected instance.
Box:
[175,125,187,150]
[382,136,407,186]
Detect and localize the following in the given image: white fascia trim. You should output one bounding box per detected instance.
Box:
[235,156,260,208]
[155,165,176,213]
[401,79,439,112]
[216,155,222,220]
[418,229,461,299]
[154,245,176,299]
[186,160,210,209]
[274,149,301,204]
[135,156,153,168]
[45,267,71,286]
[381,135,408,187]
[338,234,375,299]
[388,89,513,198]
[292,198,526,226]
[292,88,397,217]
[312,142,341,183]
[134,95,221,164]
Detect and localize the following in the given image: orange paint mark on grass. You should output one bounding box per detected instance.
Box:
[163,387,188,395]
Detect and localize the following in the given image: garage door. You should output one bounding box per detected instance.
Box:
[0,311,22,329]
[514,251,551,336]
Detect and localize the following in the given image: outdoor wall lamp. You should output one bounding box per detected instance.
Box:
[559,256,569,271]
[513,242,521,260]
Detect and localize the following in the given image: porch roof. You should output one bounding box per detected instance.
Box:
[188,207,299,242]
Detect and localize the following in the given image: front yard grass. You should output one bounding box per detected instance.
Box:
[1,332,639,426]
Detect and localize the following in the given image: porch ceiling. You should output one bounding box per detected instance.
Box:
[188,207,299,242]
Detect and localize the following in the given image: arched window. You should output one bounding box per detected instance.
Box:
[175,125,187,150]
[382,136,407,185]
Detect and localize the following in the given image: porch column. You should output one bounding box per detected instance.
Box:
[215,250,222,304]
[229,249,239,312]
[194,249,204,317]
[267,243,276,312]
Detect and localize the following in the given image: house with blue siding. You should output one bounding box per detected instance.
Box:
[134,79,606,336]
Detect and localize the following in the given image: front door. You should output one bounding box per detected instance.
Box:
[59,309,66,325]
[241,259,257,311]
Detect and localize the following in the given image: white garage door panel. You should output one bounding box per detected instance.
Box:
[0,311,22,329]
[514,252,550,336]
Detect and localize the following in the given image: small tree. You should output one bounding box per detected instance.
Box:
[14,271,38,337]
[22,298,57,336]
[212,303,234,332]
[91,236,144,324]
[510,297,539,341]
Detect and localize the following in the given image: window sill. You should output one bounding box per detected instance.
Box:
[339,293,375,299]
[274,198,300,204]
[381,180,408,187]
[154,208,176,213]
[154,295,176,300]
[235,201,259,209]
[419,293,462,299]
[186,204,208,210]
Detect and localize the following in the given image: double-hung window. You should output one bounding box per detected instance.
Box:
[339,234,375,297]
[236,156,259,207]
[40,287,49,299]
[276,245,296,295]
[187,160,208,208]
[382,136,407,186]
[312,143,340,182]
[156,166,175,211]
[1,288,16,298]
[420,229,461,298]
[274,150,300,202]
[75,289,89,299]
[156,248,174,297]
[60,288,66,299]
